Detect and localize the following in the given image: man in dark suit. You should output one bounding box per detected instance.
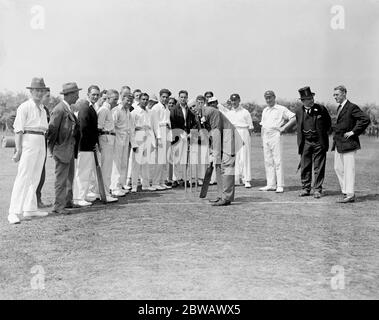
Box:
[170,90,197,186]
[36,88,52,208]
[191,93,242,206]
[295,87,331,198]
[73,85,100,206]
[47,83,81,214]
[332,85,370,203]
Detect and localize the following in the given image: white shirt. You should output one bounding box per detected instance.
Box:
[112,104,134,144]
[131,106,154,147]
[227,105,254,129]
[97,102,115,132]
[13,98,48,133]
[180,104,187,126]
[218,103,230,115]
[150,102,171,139]
[260,104,295,135]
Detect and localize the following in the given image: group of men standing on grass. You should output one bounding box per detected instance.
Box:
[6,78,370,225]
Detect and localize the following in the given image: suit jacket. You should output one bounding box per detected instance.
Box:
[47,101,80,163]
[77,100,99,151]
[170,104,197,143]
[332,100,370,153]
[295,103,331,155]
[200,106,242,164]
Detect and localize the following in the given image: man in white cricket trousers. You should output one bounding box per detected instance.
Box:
[332,85,370,203]
[259,90,296,193]
[8,78,50,224]
[130,93,156,192]
[73,85,101,206]
[150,89,173,190]
[94,89,118,203]
[110,90,134,196]
[226,95,254,188]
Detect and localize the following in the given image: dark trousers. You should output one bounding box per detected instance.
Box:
[36,152,47,204]
[53,156,75,211]
[300,140,326,192]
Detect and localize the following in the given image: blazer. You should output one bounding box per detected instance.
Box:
[170,104,197,143]
[47,101,80,163]
[295,103,331,155]
[77,100,99,151]
[332,100,370,153]
[200,106,242,163]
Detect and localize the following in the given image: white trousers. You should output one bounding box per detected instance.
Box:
[131,131,153,188]
[73,151,96,201]
[126,146,133,184]
[334,150,356,196]
[172,135,188,181]
[152,127,170,186]
[98,135,115,195]
[235,128,252,183]
[262,132,283,188]
[111,137,130,191]
[9,134,46,214]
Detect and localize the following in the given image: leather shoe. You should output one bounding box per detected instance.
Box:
[299,190,311,197]
[211,199,231,206]
[337,195,355,203]
[52,208,71,215]
[38,202,52,208]
[209,197,222,203]
[314,191,322,199]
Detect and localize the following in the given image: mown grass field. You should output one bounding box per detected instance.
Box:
[0,135,378,299]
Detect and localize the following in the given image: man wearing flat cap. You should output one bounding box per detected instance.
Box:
[259,90,296,193]
[47,83,81,214]
[8,78,50,224]
[295,86,331,198]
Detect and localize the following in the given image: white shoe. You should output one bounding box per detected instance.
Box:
[106,195,118,203]
[161,184,172,189]
[198,180,203,186]
[142,186,157,191]
[8,214,20,224]
[152,185,165,190]
[123,185,132,190]
[74,200,92,207]
[245,182,252,188]
[86,192,100,200]
[112,189,127,197]
[23,211,48,218]
[259,186,276,191]
[276,187,284,193]
[131,187,137,193]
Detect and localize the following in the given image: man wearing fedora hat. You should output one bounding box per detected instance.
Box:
[295,86,331,198]
[8,77,50,224]
[47,83,81,214]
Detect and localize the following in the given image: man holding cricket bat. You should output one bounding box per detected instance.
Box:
[192,93,242,206]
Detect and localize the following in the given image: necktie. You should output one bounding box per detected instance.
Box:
[337,104,342,118]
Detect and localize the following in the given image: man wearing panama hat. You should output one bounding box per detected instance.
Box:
[7,77,50,224]
[295,86,331,198]
[47,83,81,214]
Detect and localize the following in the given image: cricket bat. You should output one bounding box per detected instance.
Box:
[199,162,214,198]
[93,150,107,204]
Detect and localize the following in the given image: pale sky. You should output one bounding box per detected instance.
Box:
[0,0,378,105]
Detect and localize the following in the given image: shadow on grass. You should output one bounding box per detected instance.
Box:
[357,194,379,202]
[234,196,272,203]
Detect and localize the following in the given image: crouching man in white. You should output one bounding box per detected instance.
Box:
[8,78,50,224]
[259,90,296,193]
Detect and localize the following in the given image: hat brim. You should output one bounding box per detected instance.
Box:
[60,88,82,95]
[26,86,50,90]
[299,93,315,100]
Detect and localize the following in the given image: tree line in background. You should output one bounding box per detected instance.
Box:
[1,90,379,135]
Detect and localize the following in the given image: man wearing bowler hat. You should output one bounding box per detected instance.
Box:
[7,77,50,224]
[47,83,81,214]
[295,86,331,198]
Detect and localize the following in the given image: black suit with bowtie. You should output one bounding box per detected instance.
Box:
[295,103,331,192]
